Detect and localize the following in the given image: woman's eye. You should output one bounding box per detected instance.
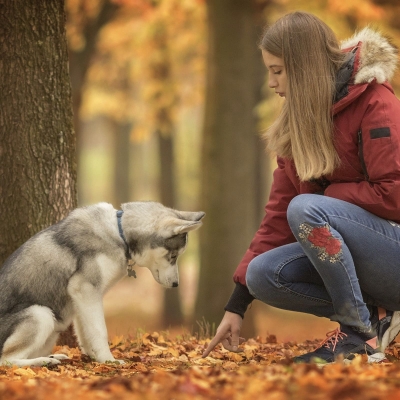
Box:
[274,71,282,75]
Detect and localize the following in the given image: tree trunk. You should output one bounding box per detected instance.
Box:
[157,130,185,327]
[0,0,77,266]
[148,19,185,328]
[67,0,118,203]
[194,0,266,337]
[113,120,132,208]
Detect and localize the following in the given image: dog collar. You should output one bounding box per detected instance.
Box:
[116,210,131,260]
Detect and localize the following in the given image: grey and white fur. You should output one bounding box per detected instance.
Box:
[0,201,205,367]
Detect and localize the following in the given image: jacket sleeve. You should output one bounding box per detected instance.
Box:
[224,157,298,318]
[233,157,298,286]
[325,85,400,221]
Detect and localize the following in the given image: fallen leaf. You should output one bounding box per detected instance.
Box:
[13,368,36,377]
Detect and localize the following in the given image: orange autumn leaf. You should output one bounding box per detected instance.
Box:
[109,335,124,349]
[167,347,180,358]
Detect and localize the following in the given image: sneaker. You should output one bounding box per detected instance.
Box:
[371,307,400,351]
[293,325,385,364]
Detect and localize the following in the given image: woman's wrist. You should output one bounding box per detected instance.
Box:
[224,282,255,318]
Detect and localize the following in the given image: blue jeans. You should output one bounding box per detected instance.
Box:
[246,194,400,334]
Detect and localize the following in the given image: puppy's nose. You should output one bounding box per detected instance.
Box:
[172,282,178,288]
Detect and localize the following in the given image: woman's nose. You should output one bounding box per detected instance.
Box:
[268,77,277,88]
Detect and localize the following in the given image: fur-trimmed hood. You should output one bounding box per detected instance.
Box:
[333,28,399,113]
[341,27,398,84]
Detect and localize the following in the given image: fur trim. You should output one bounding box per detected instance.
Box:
[341,27,398,84]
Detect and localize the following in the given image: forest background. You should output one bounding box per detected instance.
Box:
[1,0,400,346]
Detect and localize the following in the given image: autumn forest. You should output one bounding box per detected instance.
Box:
[2,0,400,398]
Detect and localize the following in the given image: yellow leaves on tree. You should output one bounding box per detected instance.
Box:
[69,0,206,143]
[328,0,385,22]
[273,0,384,22]
[66,0,105,52]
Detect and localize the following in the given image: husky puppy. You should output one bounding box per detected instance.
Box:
[0,201,204,367]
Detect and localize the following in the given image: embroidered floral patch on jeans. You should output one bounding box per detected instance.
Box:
[298,223,342,263]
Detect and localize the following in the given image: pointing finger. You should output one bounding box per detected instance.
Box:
[202,330,228,358]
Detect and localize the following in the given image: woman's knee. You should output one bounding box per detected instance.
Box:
[288,194,312,220]
[287,194,326,229]
[246,254,275,299]
[246,243,310,301]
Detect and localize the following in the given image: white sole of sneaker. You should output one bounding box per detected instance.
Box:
[340,352,387,365]
[367,352,387,363]
[380,311,400,351]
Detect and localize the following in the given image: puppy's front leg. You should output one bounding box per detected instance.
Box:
[68,279,123,363]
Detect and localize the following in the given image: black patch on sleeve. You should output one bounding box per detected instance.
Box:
[370,127,391,139]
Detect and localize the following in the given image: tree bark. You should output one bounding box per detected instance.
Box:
[157,130,185,327]
[113,120,132,208]
[194,0,267,336]
[67,0,118,202]
[148,20,185,327]
[0,0,77,265]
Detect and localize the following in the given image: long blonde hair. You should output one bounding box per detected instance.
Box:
[260,12,346,181]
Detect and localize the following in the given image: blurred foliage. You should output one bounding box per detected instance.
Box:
[66,0,400,175]
[66,0,400,149]
[67,0,206,141]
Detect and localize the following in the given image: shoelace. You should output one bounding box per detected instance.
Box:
[317,328,348,352]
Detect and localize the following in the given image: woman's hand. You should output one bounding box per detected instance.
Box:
[202,311,243,357]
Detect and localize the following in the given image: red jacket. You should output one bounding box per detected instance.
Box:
[233,28,400,286]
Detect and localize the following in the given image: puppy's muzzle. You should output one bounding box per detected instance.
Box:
[172,282,178,288]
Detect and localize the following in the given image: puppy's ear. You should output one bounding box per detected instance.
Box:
[170,211,205,234]
[169,218,204,235]
[176,211,205,222]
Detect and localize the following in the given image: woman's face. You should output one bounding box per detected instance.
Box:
[262,50,287,98]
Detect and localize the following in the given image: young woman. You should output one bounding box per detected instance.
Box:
[203,11,400,363]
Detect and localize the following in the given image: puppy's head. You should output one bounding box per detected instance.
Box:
[121,202,205,288]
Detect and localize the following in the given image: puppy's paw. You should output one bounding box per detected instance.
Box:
[33,357,62,366]
[49,354,70,361]
[104,358,125,365]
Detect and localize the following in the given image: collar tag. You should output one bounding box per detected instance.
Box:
[127,262,137,278]
[128,269,137,278]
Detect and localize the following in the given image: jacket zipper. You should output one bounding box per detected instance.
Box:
[358,129,370,181]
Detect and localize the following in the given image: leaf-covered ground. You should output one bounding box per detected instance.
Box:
[2,332,400,399]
